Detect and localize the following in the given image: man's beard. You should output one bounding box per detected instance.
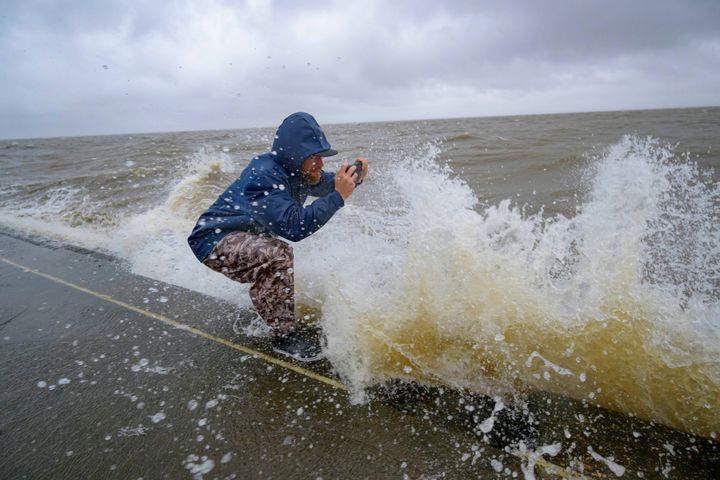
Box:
[301,170,321,185]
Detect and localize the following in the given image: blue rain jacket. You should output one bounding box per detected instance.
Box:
[187,112,345,262]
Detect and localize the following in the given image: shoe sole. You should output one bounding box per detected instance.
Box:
[272,346,325,363]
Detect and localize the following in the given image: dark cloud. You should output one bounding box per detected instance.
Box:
[0,0,718,139]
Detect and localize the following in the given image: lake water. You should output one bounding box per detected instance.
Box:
[1,107,719,446]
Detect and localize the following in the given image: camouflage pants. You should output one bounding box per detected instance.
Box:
[203,231,294,335]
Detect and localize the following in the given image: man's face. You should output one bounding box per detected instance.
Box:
[300,154,323,185]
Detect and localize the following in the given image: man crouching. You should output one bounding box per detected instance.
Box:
[187,112,368,361]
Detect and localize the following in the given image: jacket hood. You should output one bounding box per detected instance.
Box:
[270,112,334,172]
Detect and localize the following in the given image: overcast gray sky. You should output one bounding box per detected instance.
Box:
[1,0,719,139]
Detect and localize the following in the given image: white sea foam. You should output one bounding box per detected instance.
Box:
[588,445,626,477]
[184,454,215,479]
[0,147,251,305]
[305,136,719,436]
[478,397,505,434]
[106,148,252,304]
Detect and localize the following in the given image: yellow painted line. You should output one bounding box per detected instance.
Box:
[0,255,347,391]
[0,254,589,479]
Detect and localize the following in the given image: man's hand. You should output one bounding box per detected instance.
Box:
[335,163,358,200]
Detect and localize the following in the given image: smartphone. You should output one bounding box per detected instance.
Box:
[345,160,363,184]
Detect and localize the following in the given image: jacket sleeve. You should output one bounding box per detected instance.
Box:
[306,170,336,197]
[246,172,344,242]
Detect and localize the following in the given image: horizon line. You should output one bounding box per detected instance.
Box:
[2,104,718,143]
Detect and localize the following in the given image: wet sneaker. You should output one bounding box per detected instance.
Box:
[271,331,324,362]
